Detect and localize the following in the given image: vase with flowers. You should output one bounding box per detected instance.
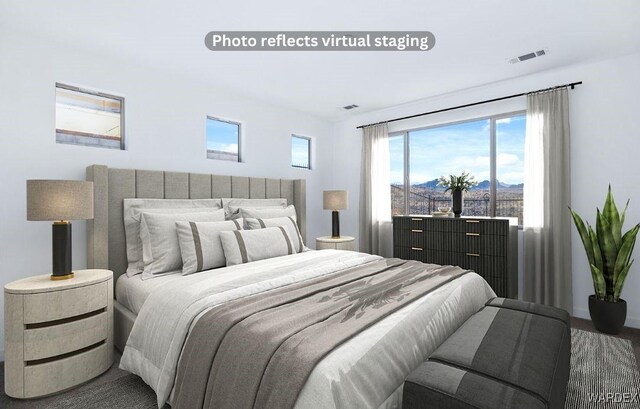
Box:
[437,171,478,217]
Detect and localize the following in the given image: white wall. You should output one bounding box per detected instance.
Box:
[0,29,334,359]
[331,52,640,328]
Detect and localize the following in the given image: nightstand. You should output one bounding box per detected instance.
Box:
[4,269,113,398]
[316,236,356,251]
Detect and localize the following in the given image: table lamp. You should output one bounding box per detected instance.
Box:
[323,190,348,238]
[27,180,94,280]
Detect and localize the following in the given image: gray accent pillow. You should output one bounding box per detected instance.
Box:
[244,216,305,253]
[222,198,287,219]
[123,199,222,277]
[176,220,243,275]
[140,209,225,279]
[239,205,297,220]
[219,226,298,266]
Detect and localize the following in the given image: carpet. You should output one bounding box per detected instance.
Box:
[1,329,639,408]
[565,329,640,408]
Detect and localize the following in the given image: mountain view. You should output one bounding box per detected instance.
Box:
[391,180,524,224]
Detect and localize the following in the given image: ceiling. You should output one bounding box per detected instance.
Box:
[3,1,640,120]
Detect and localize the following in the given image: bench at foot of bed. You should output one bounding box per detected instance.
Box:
[404,298,571,409]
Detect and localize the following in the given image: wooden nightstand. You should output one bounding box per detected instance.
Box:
[4,269,113,398]
[316,236,356,251]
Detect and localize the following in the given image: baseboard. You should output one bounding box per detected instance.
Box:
[0,348,4,362]
[573,307,640,329]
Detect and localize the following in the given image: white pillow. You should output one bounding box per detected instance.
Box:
[123,199,222,277]
[244,216,305,253]
[222,198,287,219]
[239,205,297,220]
[176,220,243,275]
[219,227,298,266]
[140,209,225,279]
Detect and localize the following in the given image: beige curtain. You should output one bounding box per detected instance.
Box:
[523,88,573,313]
[359,123,392,256]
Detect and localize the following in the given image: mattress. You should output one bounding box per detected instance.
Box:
[115,273,183,315]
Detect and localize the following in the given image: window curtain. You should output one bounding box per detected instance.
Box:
[359,123,392,256]
[523,88,572,313]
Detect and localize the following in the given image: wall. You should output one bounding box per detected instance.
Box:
[0,29,334,359]
[331,52,640,328]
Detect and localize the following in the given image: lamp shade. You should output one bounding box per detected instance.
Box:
[27,180,94,221]
[323,190,348,211]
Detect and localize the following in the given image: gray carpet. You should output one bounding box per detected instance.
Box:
[1,329,639,408]
[566,329,640,408]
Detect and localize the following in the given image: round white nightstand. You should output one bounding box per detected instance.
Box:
[4,269,113,398]
[316,236,356,251]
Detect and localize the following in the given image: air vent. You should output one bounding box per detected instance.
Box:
[509,49,549,64]
[342,104,359,110]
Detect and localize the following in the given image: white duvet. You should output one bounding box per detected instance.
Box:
[119,250,495,408]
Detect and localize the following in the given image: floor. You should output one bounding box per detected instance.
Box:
[1,317,639,407]
[570,316,640,367]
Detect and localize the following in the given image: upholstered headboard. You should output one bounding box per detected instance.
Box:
[85,165,306,284]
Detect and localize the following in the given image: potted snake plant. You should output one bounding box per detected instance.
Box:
[570,186,639,334]
[437,171,478,217]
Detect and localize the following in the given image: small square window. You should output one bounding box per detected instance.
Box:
[291,135,311,169]
[55,83,124,150]
[206,117,240,162]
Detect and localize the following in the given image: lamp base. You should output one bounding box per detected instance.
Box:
[52,221,73,278]
[331,210,340,238]
[51,273,74,281]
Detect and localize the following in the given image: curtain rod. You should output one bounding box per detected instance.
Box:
[356,81,583,129]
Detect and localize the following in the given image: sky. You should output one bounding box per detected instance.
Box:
[389,115,525,186]
[291,136,310,168]
[206,117,239,153]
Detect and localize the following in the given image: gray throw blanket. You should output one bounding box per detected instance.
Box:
[172,258,469,409]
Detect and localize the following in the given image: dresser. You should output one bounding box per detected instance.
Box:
[4,269,113,398]
[393,216,518,298]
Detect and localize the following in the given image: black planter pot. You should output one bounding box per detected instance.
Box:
[588,295,627,335]
[452,190,463,217]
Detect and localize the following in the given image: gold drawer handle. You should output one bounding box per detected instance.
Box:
[466,253,480,257]
[411,218,422,221]
[412,229,423,233]
[466,232,480,236]
[466,220,480,224]
[411,247,423,251]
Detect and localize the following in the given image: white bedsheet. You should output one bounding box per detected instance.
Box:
[116,273,183,314]
[119,250,495,408]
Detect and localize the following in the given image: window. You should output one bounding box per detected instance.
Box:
[390,113,525,225]
[206,116,240,162]
[55,83,124,150]
[291,135,311,169]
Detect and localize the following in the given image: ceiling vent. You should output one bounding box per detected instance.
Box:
[509,49,548,64]
[342,104,359,110]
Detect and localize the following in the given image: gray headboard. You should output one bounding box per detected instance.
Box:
[85,165,306,284]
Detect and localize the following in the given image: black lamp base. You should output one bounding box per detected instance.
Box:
[332,211,340,238]
[52,221,73,280]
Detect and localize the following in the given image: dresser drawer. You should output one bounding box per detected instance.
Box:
[464,234,507,256]
[464,219,508,236]
[23,281,108,324]
[23,311,108,361]
[23,342,112,398]
[394,246,425,262]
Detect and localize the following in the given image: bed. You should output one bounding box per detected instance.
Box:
[85,164,495,409]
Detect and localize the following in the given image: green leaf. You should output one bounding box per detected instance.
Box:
[620,199,630,227]
[603,185,622,249]
[596,209,618,294]
[613,260,633,301]
[612,224,639,290]
[590,264,607,299]
[569,207,595,267]
[588,226,604,274]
